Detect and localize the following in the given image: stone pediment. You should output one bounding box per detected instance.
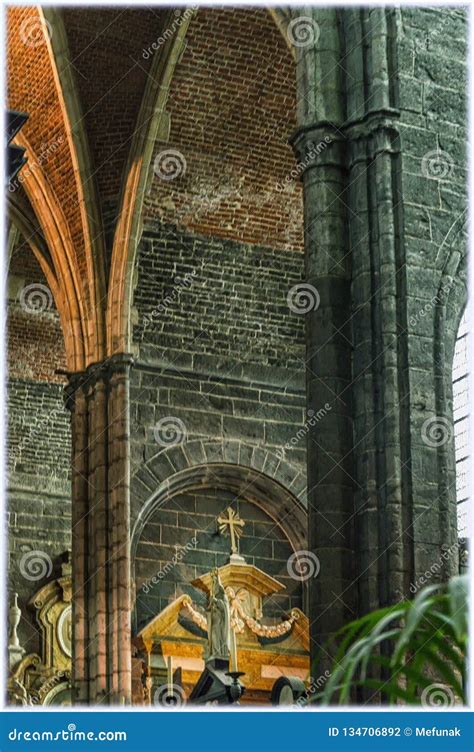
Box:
[191,562,285,598]
[136,595,196,648]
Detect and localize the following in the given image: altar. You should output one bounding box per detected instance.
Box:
[133,508,310,705]
[7,512,310,706]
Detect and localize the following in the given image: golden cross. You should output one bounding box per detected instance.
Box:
[217,507,245,554]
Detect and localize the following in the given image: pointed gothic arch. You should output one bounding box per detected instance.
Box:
[106,6,305,356]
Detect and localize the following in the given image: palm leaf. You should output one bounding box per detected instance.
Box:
[314,576,467,706]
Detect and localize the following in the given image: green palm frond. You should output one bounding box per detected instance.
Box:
[313,575,467,706]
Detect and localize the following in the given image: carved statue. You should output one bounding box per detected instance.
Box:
[9,593,21,648]
[206,568,231,660]
[8,592,25,670]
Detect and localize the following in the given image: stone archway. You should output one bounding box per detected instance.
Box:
[106,6,303,355]
[131,457,308,570]
[130,459,308,638]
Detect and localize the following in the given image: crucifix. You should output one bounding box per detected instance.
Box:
[217,507,245,555]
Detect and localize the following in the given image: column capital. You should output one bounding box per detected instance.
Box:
[289,107,401,176]
[105,352,135,379]
[344,108,401,165]
[62,353,135,410]
[289,121,345,176]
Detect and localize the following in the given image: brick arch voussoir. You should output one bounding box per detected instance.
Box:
[40,7,107,364]
[14,134,89,371]
[8,190,52,270]
[131,439,308,567]
[8,193,83,374]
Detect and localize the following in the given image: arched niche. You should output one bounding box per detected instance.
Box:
[131,463,308,634]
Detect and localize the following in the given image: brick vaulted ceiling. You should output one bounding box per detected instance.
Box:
[7,7,84,269]
[61,7,167,223]
[7,6,296,366]
[8,6,168,259]
[7,5,171,366]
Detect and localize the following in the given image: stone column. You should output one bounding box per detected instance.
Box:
[64,374,89,703]
[108,356,133,703]
[65,354,134,705]
[290,9,356,667]
[291,6,464,675]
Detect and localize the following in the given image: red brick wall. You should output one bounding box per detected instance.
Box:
[144,8,303,251]
[7,7,87,279]
[8,242,66,383]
